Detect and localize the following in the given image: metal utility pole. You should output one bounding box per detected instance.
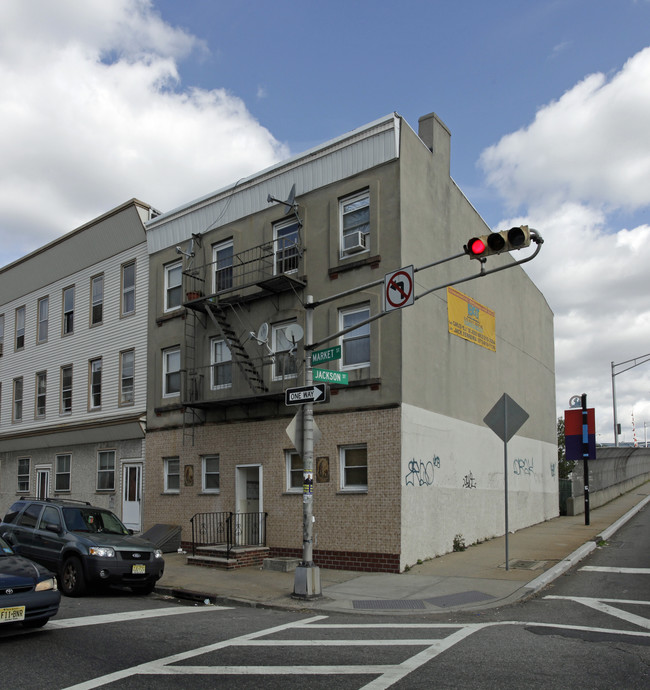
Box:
[611,353,650,446]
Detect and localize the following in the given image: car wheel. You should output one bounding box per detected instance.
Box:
[60,556,86,597]
[23,617,50,628]
[132,582,155,595]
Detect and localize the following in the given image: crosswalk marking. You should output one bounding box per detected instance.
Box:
[48,605,230,629]
[545,595,650,629]
[579,566,650,574]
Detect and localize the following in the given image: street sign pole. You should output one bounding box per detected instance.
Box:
[582,393,590,526]
[293,295,321,598]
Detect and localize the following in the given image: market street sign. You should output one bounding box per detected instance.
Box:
[312,367,349,385]
[311,346,341,365]
[285,384,328,406]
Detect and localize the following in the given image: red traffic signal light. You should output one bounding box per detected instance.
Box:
[465,225,531,259]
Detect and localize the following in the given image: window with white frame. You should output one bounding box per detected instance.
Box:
[62,286,74,335]
[274,219,300,274]
[91,274,104,325]
[122,261,136,316]
[35,371,47,418]
[340,444,368,491]
[213,240,233,292]
[164,457,180,493]
[211,339,232,389]
[13,377,23,422]
[17,458,30,493]
[37,296,49,343]
[164,261,182,312]
[202,455,220,492]
[15,306,25,350]
[89,358,102,409]
[285,451,302,492]
[272,321,298,380]
[55,454,71,492]
[120,349,135,405]
[97,450,115,491]
[340,190,369,256]
[339,305,370,369]
[60,365,72,414]
[163,347,181,397]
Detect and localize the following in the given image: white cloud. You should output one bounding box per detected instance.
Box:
[0,0,288,265]
[481,48,650,444]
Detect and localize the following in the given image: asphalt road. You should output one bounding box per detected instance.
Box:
[1,505,648,689]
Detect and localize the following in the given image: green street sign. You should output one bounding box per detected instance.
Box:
[312,367,348,385]
[311,346,342,365]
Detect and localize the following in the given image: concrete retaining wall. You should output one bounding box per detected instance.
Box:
[566,447,650,515]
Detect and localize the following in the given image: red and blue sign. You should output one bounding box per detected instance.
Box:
[564,408,596,461]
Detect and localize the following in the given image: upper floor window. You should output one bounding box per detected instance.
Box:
[340,444,368,491]
[89,358,102,409]
[164,261,182,312]
[17,458,30,493]
[0,313,4,356]
[62,286,74,335]
[60,365,73,414]
[15,306,25,350]
[121,261,136,316]
[202,455,220,493]
[163,347,181,397]
[37,296,49,343]
[120,350,135,405]
[13,377,23,422]
[213,241,233,292]
[35,371,47,418]
[340,190,369,257]
[339,305,371,369]
[91,274,104,325]
[97,450,115,491]
[211,339,232,389]
[274,219,300,275]
[272,321,298,380]
[55,454,71,492]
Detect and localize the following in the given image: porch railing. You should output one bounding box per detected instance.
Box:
[189,511,268,557]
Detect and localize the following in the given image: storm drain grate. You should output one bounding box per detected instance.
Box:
[352,599,426,610]
[426,590,495,608]
[505,560,547,570]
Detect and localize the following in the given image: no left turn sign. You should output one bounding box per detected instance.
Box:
[384,266,415,311]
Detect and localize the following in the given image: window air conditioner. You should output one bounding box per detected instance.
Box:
[343,231,367,253]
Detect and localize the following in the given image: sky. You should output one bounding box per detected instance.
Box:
[1,0,649,444]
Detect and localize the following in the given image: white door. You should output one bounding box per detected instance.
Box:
[36,468,50,500]
[122,463,142,532]
[235,465,263,545]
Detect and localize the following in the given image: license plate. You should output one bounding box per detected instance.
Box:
[0,606,25,623]
[131,564,146,574]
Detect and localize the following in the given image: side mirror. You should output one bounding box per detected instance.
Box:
[45,523,62,534]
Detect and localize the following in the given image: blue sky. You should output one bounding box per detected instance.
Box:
[1,0,649,443]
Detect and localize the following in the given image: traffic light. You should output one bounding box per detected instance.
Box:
[465,225,531,259]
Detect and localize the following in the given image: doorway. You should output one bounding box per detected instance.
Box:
[122,462,142,532]
[36,467,50,500]
[235,464,263,545]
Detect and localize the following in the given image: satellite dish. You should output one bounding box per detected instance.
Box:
[284,323,303,344]
[257,323,269,343]
[284,184,296,215]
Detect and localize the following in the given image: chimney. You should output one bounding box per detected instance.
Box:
[418,112,451,175]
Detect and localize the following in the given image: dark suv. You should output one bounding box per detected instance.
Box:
[0,499,165,597]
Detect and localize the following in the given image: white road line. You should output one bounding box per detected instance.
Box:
[579,566,650,574]
[48,605,231,629]
[544,595,650,629]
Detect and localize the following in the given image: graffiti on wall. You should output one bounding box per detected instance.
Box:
[513,457,534,476]
[550,463,556,477]
[462,471,477,489]
[405,455,440,487]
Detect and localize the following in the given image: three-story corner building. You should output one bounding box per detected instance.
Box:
[0,200,156,532]
[144,111,557,573]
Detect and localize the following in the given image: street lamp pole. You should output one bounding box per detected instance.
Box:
[611,353,650,447]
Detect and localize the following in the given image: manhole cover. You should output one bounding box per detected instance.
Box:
[352,599,426,610]
[505,560,547,570]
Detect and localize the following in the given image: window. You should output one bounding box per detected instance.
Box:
[35,371,47,418]
[163,347,181,397]
[274,219,300,274]
[0,313,4,356]
[15,306,25,350]
[164,457,180,493]
[91,274,104,325]
[61,365,73,414]
[213,241,233,292]
[286,451,302,492]
[39,506,62,531]
[339,305,371,369]
[18,503,42,528]
[340,445,368,490]
[202,455,220,492]
[89,358,102,409]
[55,454,71,492]
[62,286,74,335]
[164,261,182,312]
[17,458,30,493]
[211,339,232,389]
[120,350,135,405]
[97,450,115,490]
[37,296,49,342]
[272,321,298,380]
[340,190,370,255]
[13,377,23,422]
[121,261,136,316]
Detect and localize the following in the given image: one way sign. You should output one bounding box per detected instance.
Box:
[285,384,328,406]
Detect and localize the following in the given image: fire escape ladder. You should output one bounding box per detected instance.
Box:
[182,308,204,445]
[204,303,268,393]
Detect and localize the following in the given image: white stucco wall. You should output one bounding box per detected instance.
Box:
[400,403,558,569]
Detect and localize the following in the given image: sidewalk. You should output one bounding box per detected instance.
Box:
[155,483,650,615]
